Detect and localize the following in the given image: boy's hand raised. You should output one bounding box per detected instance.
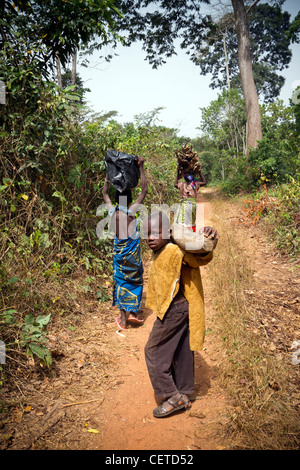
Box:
[199,226,219,240]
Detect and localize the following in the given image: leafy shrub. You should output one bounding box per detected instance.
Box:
[263,175,300,256]
[19,313,52,366]
[248,136,299,185]
[241,175,300,256]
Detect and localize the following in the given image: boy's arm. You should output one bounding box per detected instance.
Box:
[130,157,148,213]
[102,178,113,211]
[183,250,213,268]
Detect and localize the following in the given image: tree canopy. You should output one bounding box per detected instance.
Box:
[195,2,293,102]
[111,0,297,148]
[114,0,212,67]
[0,0,123,74]
[113,0,293,102]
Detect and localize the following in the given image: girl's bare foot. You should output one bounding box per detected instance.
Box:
[116,309,129,329]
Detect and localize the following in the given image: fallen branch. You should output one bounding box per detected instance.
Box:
[23,404,65,450]
[61,397,105,408]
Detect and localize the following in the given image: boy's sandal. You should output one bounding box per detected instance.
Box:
[181,394,192,409]
[153,394,186,418]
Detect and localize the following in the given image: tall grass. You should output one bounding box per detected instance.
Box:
[207,198,299,450]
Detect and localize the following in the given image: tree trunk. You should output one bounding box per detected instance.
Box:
[223,32,231,91]
[56,53,62,88]
[72,48,77,86]
[231,0,262,154]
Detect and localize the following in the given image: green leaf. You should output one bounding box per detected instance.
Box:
[28,343,52,365]
[28,342,45,359]
[52,191,66,203]
[24,313,35,325]
[64,93,81,101]
[1,309,17,324]
[7,276,18,285]
[35,313,51,328]
[63,84,77,92]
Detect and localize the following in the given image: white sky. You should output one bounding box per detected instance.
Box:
[78,0,300,139]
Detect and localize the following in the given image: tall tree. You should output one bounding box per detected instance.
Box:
[231,0,262,151]
[200,89,247,155]
[72,49,77,86]
[56,53,63,88]
[195,2,293,102]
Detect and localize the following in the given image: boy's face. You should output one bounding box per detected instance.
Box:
[144,215,170,252]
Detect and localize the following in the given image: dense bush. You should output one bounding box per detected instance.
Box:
[199,92,300,195]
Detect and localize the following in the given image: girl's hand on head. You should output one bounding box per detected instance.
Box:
[137,156,145,166]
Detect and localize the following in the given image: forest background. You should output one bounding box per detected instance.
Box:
[0,0,299,450]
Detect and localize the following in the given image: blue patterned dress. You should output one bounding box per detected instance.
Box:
[109,205,143,313]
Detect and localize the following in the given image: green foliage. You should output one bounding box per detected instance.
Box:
[291,86,300,133]
[115,0,211,68]
[61,69,91,104]
[200,89,247,152]
[0,0,123,74]
[20,313,52,366]
[219,156,251,195]
[248,99,300,185]
[198,89,248,188]
[199,91,300,196]
[248,136,297,184]
[96,287,110,303]
[0,308,52,366]
[287,10,300,43]
[264,175,300,256]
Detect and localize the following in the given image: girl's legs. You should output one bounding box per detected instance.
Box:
[117,309,129,329]
[117,310,144,329]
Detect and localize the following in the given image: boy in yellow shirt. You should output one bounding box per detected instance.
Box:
[143,211,218,418]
